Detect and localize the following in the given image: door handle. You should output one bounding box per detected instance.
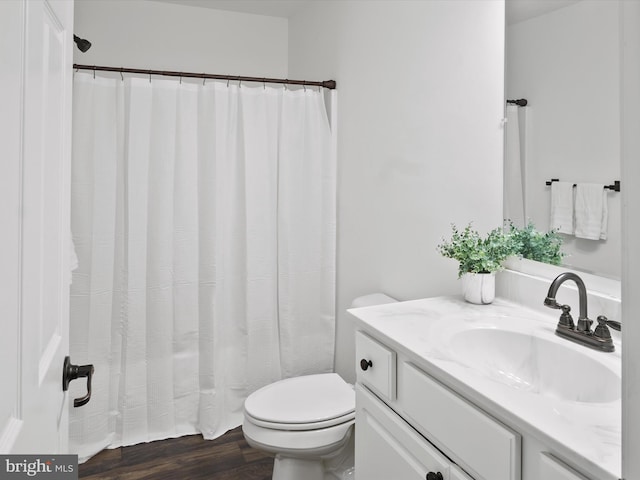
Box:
[62,356,95,407]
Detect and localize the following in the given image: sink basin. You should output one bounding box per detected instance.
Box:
[449,327,621,403]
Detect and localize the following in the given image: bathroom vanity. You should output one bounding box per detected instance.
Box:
[349,296,621,480]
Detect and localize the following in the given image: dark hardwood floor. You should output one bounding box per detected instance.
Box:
[79,427,274,480]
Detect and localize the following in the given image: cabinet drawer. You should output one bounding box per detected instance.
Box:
[399,362,520,480]
[356,384,452,479]
[539,453,590,480]
[355,331,396,401]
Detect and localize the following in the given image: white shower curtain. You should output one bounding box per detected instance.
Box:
[69,73,336,461]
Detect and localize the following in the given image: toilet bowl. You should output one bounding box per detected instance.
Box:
[243,373,355,480]
[242,293,397,480]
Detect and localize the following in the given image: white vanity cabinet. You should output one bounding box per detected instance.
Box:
[350,297,620,480]
[355,331,519,480]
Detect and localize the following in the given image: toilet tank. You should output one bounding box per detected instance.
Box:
[351,293,397,308]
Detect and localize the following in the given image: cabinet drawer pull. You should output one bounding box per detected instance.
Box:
[426,472,443,480]
[360,358,373,371]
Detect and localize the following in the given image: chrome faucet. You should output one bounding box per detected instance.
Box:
[544,272,617,352]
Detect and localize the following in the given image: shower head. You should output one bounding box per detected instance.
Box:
[73,35,92,53]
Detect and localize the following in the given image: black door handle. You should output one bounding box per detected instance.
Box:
[62,356,95,407]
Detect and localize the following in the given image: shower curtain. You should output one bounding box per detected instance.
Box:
[68,72,336,461]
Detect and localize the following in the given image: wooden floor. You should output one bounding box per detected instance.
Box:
[79,427,274,480]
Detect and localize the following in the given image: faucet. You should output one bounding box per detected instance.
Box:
[544,272,617,352]
[544,272,591,331]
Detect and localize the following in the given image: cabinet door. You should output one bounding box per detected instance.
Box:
[356,384,452,480]
[400,362,520,480]
[539,453,590,480]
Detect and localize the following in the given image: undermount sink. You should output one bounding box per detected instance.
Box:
[449,327,621,403]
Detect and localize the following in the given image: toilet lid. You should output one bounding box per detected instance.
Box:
[244,373,355,428]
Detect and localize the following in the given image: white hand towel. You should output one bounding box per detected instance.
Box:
[550,181,574,234]
[574,183,608,240]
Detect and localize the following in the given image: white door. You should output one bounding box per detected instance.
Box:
[0,0,75,454]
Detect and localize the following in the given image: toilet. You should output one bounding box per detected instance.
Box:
[242,293,397,480]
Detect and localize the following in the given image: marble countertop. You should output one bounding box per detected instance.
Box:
[348,296,621,480]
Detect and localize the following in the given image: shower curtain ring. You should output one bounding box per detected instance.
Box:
[263,78,266,90]
[93,65,96,79]
[227,77,230,88]
[202,74,206,86]
[120,69,124,82]
[303,81,306,92]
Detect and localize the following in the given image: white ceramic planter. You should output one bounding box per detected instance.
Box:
[461,272,495,305]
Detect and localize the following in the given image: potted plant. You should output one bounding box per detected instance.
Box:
[437,223,518,304]
[506,220,564,266]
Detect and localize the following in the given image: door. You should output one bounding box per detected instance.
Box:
[0,0,74,453]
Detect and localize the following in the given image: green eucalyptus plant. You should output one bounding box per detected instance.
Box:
[437,223,518,278]
[506,220,564,266]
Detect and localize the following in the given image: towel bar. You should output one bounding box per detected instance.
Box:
[545,179,620,192]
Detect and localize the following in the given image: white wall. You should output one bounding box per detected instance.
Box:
[506,0,621,278]
[73,0,288,77]
[289,0,506,383]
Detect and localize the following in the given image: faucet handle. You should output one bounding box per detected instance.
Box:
[557,304,575,329]
[603,316,621,331]
[594,316,612,340]
[595,315,621,332]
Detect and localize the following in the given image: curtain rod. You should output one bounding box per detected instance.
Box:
[73,64,337,90]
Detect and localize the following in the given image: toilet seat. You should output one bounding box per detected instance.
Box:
[245,410,355,431]
[244,373,355,431]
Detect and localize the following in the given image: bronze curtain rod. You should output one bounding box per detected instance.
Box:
[73,64,337,90]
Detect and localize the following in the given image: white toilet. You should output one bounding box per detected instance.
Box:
[242,293,397,480]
